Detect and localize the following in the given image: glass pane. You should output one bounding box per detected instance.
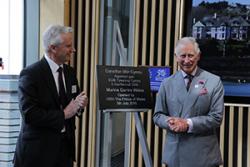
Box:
[0,0,23,75]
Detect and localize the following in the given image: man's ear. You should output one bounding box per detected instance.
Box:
[197,53,201,61]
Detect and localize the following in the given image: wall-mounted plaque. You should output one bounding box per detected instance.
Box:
[97,65,152,112]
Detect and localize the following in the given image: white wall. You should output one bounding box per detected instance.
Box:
[39,0,65,57]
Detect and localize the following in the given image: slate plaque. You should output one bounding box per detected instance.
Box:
[97,65,152,111]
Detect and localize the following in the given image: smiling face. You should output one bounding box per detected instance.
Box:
[175,39,200,74]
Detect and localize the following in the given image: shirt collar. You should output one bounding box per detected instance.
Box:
[181,66,198,78]
[44,54,63,73]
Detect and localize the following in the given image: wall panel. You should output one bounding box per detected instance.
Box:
[128,0,250,167]
[130,1,182,166]
[65,0,250,166]
[65,0,100,167]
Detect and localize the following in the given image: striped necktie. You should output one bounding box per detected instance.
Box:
[186,74,193,91]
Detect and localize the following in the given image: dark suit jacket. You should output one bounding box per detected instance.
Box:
[13,57,80,167]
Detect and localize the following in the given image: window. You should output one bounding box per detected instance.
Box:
[0,0,23,75]
[185,0,250,102]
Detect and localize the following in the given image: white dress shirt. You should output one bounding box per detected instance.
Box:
[44,55,66,132]
[44,55,66,94]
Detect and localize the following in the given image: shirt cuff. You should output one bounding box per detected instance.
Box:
[76,108,84,117]
[187,118,193,133]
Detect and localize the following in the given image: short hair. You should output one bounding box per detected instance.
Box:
[42,25,73,53]
[174,37,200,56]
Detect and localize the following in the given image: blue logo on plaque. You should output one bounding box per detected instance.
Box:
[148,67,170,92]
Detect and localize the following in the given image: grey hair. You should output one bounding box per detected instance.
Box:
[174,37,200,56]
[42,25,73,53]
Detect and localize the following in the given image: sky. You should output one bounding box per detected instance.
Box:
[193,0,250,6]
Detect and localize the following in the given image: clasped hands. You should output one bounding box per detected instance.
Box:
[167,117,189,133]
[64,91,88,119]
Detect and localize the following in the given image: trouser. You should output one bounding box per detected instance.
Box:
[55,133,73,167]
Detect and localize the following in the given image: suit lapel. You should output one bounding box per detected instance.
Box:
[173,72,188,116]
[175,71,188,104]
[40,57,61,106]
[181,68,207,117]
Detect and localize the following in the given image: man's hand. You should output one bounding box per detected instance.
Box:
[167,117,189,133]
[64,91,88,119]
[75,91,88,109]
[64,99,80,119]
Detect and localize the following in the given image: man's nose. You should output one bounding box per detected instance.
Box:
[183,56,191,63]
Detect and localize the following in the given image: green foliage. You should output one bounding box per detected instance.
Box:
[193,1,249,19]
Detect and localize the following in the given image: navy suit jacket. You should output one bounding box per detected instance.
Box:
[14,57,80,167]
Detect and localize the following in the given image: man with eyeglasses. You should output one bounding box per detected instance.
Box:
[153,37,224,167]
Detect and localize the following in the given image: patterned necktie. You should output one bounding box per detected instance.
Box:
[57,67,67,108]
[186,74,193,91]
